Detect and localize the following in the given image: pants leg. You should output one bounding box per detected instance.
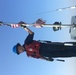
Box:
[39,43,76,58]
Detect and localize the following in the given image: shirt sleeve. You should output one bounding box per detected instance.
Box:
[24,33,34,45]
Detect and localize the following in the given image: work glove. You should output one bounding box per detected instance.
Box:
[0,21,3,26]
[46,57,54,62]
[48,57,54,61]
[18,21,27,28]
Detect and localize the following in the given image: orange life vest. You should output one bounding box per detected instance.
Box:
[25,41,41,58]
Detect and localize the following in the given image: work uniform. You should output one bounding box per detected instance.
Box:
[23,33,76,58]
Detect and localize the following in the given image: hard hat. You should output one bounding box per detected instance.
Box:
[12,43,21,55]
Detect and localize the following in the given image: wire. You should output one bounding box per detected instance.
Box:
[39,5,76,14]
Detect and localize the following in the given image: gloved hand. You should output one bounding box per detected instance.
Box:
[46,57,54,61]
[48,57,54,61]
[0,21,3,26]
[21,24,26,28]
[18,21,27,28]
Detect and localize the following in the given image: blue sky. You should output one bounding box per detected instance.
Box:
[0,0,76,75]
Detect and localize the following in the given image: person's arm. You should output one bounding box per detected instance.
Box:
[24,33,34,45]
[18,21,34,34]
[24,27,34,34]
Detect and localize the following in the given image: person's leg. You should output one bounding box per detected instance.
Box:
[40,43,76,58]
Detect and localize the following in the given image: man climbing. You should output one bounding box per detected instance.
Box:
[13,21,76,62]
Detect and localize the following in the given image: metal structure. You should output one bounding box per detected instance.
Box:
[0,21,75,28]
[69,16,76,40]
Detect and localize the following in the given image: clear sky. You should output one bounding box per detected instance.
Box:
[0,0,76,75]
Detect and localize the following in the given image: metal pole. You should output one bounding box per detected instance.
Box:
[22,23,73,28]
[0,21,74,28]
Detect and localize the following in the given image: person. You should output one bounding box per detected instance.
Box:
[13,21,76,62]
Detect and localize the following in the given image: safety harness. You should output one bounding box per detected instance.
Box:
[25,40,65,62]
[25,41,41,58]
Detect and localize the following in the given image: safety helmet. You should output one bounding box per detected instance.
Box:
[13,43,21,55]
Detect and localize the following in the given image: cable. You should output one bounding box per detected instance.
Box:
[39,5,76,14]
